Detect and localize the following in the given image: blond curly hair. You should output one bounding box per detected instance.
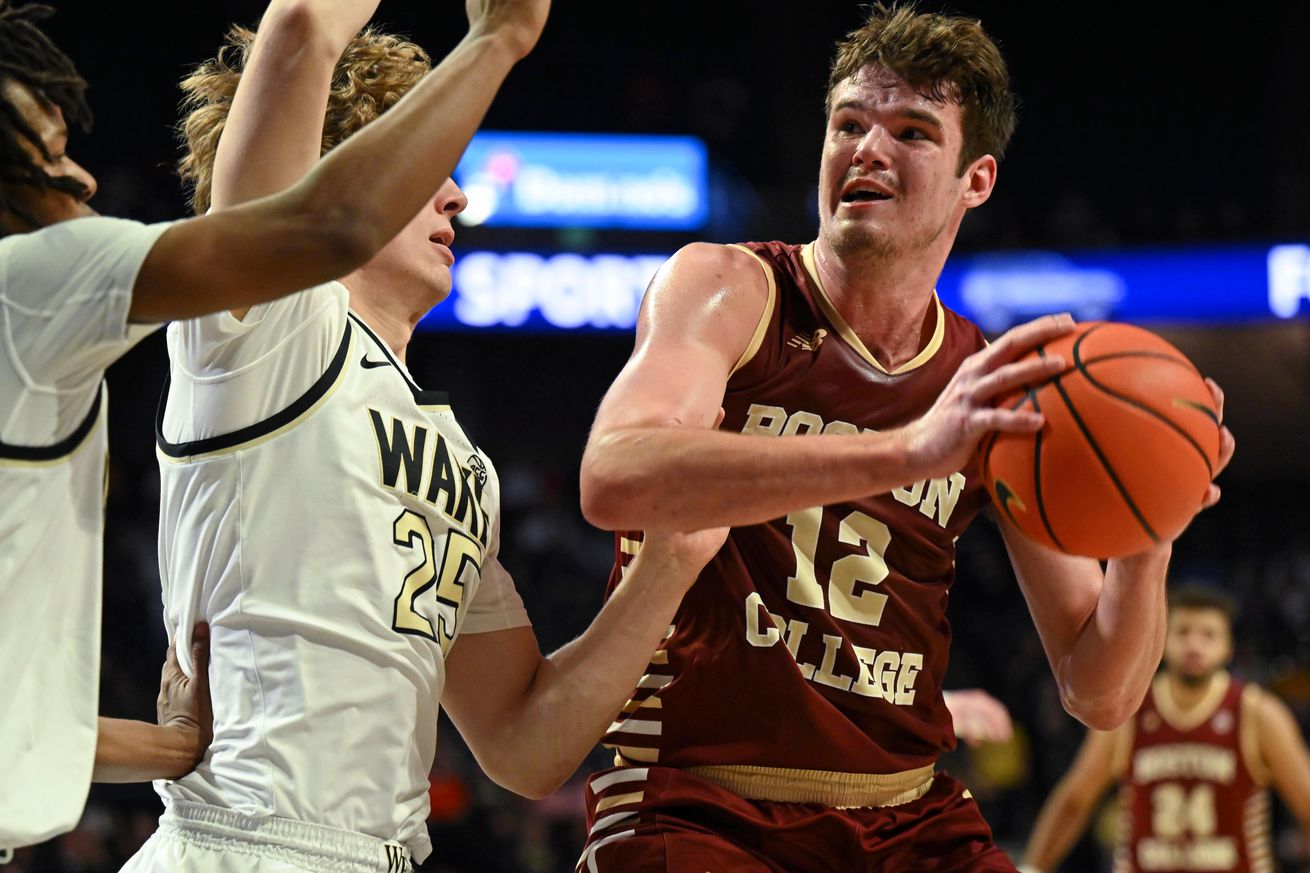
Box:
[177,25,431,215]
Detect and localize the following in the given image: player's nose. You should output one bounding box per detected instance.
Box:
[853,126,893,169]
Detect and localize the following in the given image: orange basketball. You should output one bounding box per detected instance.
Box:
[981,322,1221,559]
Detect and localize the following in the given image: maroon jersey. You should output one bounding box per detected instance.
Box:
[603,241,991,774]
[1116,674,1272,873]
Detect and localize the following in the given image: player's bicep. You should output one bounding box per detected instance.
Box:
[131,200,359,323]
[589,243,771,436]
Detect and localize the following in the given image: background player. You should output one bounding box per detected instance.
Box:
[1021,586,1310,873]
[575,4,1234,869]
[0,0,547,854]
[127,2,725,871]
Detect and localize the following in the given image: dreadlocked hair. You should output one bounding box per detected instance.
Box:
[0,0,92,232]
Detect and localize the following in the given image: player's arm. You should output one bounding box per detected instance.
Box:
[1021,727,1121,873]
[440,527,725,799]
[93,623,212,783]
[127,0,549,323]
[1000,383,1233,730]
[1002,528,1169,729]
[943,688,1013,747]
[579,243,1071,532]
[1255,689,1310,840]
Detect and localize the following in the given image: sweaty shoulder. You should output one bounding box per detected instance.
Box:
[640,242,775,370]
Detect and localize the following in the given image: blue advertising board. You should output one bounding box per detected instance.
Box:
[453,132,708,230]
[419,244,1310,333]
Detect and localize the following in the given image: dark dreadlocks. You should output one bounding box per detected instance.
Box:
[0,0,92,233]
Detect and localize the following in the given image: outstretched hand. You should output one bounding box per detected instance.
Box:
[157,622,214,771]
[465,0,550,60]
[901,313,1076,480]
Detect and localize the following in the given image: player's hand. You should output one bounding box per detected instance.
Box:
[156,622,214,771]
[944,688,1014,747]
[1198,377,1235,511]
[900,313,1076,480]
[640,524,730,590]
[465,0,550,61]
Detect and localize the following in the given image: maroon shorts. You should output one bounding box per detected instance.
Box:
[577,766,1016,873]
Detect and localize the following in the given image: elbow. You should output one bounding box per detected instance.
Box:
[1060,688,1139,731]
[486,766,568,801]
[579,444,647,531]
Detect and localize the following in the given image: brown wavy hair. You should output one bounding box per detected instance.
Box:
[177,25,430,214]
[826,3,1016,175]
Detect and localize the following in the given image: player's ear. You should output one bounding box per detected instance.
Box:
[961,154,997,209]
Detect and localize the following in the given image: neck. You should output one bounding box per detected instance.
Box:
[341,274,425,363]
[1165,670,1220,711]
[811,235,947,370]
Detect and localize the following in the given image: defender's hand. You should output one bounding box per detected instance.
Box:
[900,313,1075,480]
[157,622,214,771]
[465,0,550,61]
[944,688,1014,747]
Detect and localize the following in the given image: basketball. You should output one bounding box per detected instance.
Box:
[981,322,1222,559]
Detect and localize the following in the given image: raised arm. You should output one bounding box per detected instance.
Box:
[127,0,549,322]
[1021,727,1122,873]
[440,527,726,798]
[580,242,1071,532]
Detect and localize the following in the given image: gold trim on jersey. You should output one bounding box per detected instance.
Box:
[1153,671,1230,732]
[726,244,778,377]
[682,762,935,808]
[1239,683,1271,787]
[158,330,355,465]
[799,242,945,375]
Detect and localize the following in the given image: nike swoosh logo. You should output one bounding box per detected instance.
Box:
[360,355,391,369]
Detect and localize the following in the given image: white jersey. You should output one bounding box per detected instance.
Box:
[0,216,168,849]
[155,283,529,862]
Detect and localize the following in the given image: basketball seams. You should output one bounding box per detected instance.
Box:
[1039,346,1160,546]
[1071,333,1217,478]
[1027,388,1066,553]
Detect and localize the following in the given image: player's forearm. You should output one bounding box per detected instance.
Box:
[210,0,350,212]
[1023,782,1097,872]
[482,551,696,798]
[1057,546,1170,729]
[93,717,205,783]
[290,31,521,257]
[582,426,929,531]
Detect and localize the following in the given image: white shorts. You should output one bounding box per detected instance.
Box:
[120,801,412,873]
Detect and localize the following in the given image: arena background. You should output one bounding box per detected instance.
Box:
[13,2,1309,870]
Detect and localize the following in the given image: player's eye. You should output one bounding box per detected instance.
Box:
[900,128,928,141]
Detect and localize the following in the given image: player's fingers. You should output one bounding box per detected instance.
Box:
[974,408,1044,435]
[712,407,726,429]
[1205,377,1225,422]
[1214,427,1235,478]
[1201,483,1221,510]
[190,621,211,686]
[983,313,1075,365]
[971,355,1065,403]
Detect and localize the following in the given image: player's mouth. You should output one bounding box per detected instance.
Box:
[429,229,455,265]
[839,178,895,205]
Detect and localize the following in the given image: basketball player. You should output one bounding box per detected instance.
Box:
[574,5,1236,870]
[125,2,722,871]
[1022,587,1310,873]
[0,0,547,854]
